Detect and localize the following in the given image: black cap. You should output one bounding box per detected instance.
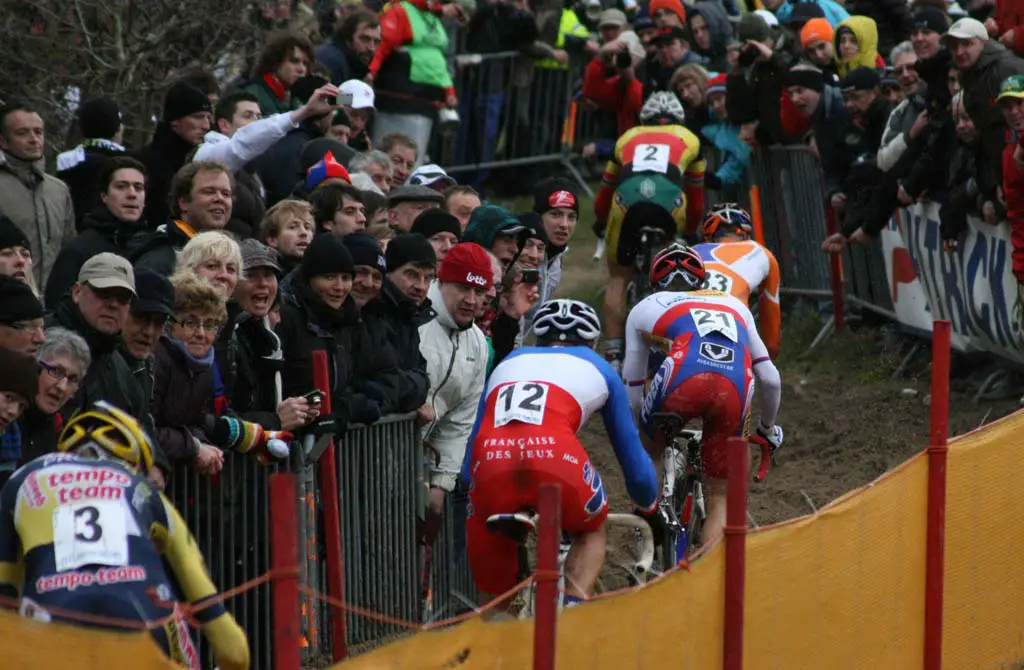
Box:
[132,269,175,317]
[411,209,462,241]
[840,67,882,92]
[385,233,437,271]
[0,215,30,251]
[341,232,386,273]
[652,26,688,43]
[301,233,355,280]
[533,179,580,215]
[163,81,212,122]
[79,98,123,140]
[515,212,551,246]
[0,347,39,402]
[912,6,949,34]
[0,275,44,324]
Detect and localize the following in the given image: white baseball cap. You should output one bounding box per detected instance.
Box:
[754,9,779,28]
[943,17,988,43]
[340,80,375,110]
[407,164,456,188]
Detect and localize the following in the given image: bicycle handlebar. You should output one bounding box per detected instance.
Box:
[651,412,777,482]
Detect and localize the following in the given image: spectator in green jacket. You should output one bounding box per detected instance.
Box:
[243,32,316,116]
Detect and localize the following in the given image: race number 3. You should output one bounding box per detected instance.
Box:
[704,270,734,294]
[691,308,739,342]
[53,501,129,572]
[632,144,670,174]
[494,382,550,427]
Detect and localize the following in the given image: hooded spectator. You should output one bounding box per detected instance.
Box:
[0,276,45,357]
[349,150,394,194]
[701,72,752,196]
[316,10,381,84]
[46,157,148,308]
[443,186,481,230]
[130,162,235,277]
[138,82,213,229]
[765,0,849,30]
[834,16,883,79]
[687,2,732,72]
[261,199,315,276]
[0,347,40,486]
[56,97,126,232]
[411,208,462,261]
[0,215,35,289]
[277,233,402,428]
[243,31,316,116]
[310,182,367,236]
[0,102,75,290]
[844,0,913,57]
[727,13,798,146]
[463,204,534,269]
[388,185,444,233]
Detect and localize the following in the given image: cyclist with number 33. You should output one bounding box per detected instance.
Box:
[0,402,249,670]
[693,203,782,359]
[463,300,660,605]
[622,244,783,546]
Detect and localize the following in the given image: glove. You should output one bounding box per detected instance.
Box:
[755,421,784,455]
[634,504,669,549]
[211,416,293,464]
[308,412,343,440]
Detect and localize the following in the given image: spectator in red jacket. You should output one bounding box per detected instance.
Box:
[996,74,1024,284]
[986,0,1024,57]
[581,22,646,134]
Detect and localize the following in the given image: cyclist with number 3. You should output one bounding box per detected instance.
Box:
[594,92,706,372]
[0,401,249,670]
[463,300,660,605]
[622,245,783,546]
[693,203,782,359]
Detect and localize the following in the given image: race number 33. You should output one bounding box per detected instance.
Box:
[691,308,739,342]
[494,382,550,427]
[632,144,670,174]
[53,501,129,572]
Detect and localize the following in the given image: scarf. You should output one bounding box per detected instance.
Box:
[167,337,229,417]
[263,73,288,101]
[295,280,353,330]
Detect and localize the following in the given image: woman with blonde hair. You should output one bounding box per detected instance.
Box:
[177,230,242,300]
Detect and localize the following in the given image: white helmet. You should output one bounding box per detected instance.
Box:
[532,299,602,344]
[639,92,686,125]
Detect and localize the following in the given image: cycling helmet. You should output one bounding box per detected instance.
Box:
[702,203,754,242]
[532,299,602,344]
[650,243,706,290]
[639,92,686,125]
[58,400,154,475]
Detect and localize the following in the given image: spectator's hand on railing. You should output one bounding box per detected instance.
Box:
[943,239,959,253]
[149,467,167,491]
[416,403,436,427]
[830,193,847,214]
[195,443,224,475]
[821,232,848,253]
[848,228,868,245]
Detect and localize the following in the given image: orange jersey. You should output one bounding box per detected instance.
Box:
[692,241,781,358]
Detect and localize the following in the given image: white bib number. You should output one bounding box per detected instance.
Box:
[53,501,128,572]
[494,382,550,428]
[632,144,670,174]
[691,308,739,343]
[705,271,734,294]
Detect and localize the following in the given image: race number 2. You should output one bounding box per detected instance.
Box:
[53,501,129,572]
[494,382,550,427]
[691,308,739,342]
[632,144,670,174]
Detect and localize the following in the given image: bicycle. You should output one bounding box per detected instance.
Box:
[485,510,655,619]
[626,226,668,310]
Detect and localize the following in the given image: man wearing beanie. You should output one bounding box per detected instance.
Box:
[278,233,401,428]
[410,208,461,261]
[57,97,127,232]
[0,347,40,487]
[418,242,489,517]
[0,275,46,357]
[0,102,75,292]
[138,81,214,228]
[0,215,35,288]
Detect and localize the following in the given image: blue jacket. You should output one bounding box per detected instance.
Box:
[701,113,751,186]
[773,0,849,28]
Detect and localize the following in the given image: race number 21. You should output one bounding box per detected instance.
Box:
[691,308,739,342]
[494,382,550,427]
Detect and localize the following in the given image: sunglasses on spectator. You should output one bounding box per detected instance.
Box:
[893,64,916,75]
[171,317,224,335]
[39,360,82,388]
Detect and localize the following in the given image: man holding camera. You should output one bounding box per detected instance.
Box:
[581,11,647,134]
[727,13,796,147]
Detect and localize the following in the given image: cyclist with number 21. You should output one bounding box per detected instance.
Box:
[623,245,783,546]
[463,299,660,606]
[0,401,249,670]
[593,91,706,373]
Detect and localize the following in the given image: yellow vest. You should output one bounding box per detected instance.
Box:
[536,10,590,70]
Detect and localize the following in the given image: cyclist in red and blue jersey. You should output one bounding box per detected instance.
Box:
[622,244,783,545]
[463,299,660,605]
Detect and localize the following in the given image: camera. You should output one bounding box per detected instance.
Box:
[520,269,540,285]
[615,49,631,70]
[738,45,758,67]
[326,92,354,106]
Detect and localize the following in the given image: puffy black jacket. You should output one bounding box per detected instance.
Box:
[16,405,60,466]
[360,279,431,413]
[151,337,223,464]
[45,205,147,308]
[138,123,195,230]
[228,310,285,429]
[129,219,195,277]
[276,278,402,428]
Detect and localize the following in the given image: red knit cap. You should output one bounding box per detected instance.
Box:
[649,0,686,23]
[437,242,493,290]
[708,73,728,96]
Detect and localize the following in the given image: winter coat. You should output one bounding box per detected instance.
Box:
[877,92,929,175]
[688,1,732,73]
[276,278,402,430]
[241,75,301,117]
[129,219,196,277]
[138,123,197,229]
[811,85,856,197]
[960,43,1024,197]
[44,295,149,428]
[418,281,488,492]
[773,0,849,29]
[726,48,797,146]
[228,310,285,429]
[520,244,566,342]
[843,0,912,57]
[993,1,1024,57]
[0,151,75,290]
[316,37,370,84]
[252,121,324,208]
[15,406,60,466]
[118,346,171,472]
[151,337,225,464]
[701,112,751,186]
[581,58,645,135]
[45,205,146,308]
[834,16,881,79]
[55,139,127,232]
[940,136,981,244]
[228,169,263,239]
[360,278,431,413]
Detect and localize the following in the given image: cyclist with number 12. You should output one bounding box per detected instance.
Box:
[693,203,782,359]
[594,91,706,372]
[622,244,783,546]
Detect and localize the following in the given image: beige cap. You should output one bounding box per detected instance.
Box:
[77,252,136,294]
[943,17,988,43]
[598,8,627,28]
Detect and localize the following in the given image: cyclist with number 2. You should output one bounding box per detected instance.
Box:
[0,401,249,670]
[693,203,782,359]
[463,300,660,605]
[622,244,783,545]
[594,91,706,373]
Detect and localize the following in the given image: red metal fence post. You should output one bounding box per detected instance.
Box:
[723,437,748,670]
[312,350,348,661]
[534,483,562,670]
[925,320,951,670]
[270,472,301,670]
[824,201,845,332]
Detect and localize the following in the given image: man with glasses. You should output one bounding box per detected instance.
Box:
[0,275,45,357]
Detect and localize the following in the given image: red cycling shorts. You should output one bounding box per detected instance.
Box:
[466,431,609,595]
[659,372,750,479]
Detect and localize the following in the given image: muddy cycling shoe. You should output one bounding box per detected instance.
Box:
[755,421,784,456]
